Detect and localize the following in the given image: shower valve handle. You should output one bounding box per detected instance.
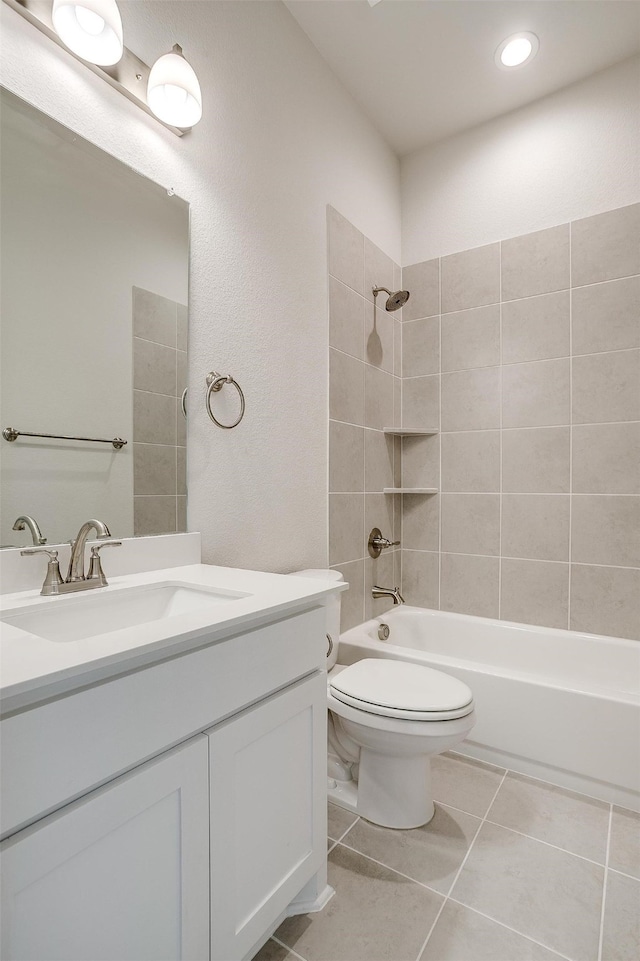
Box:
[368,528,400,558]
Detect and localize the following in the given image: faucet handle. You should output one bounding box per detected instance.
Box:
[20,548,64,595]
[87,541,122,585]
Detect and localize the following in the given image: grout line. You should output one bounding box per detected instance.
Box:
[335,838,447,898]
[397,549,639,572]
[270,935,309,961]
[444,897,574,961]
[438,258,442,611]
[568,222,573,631]
[481,818,609,868]
[328,814,361,850]
[415,769,508,961]
[329,416,640,433]
[598,805,614,961]
[400,344,639,379]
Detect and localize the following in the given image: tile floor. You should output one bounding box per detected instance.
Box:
[254,752,640,961]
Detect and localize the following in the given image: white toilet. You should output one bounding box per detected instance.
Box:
[293,570,475,829]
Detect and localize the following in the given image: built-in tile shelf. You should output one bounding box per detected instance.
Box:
[383,428,439,436]
[383,488,439,494]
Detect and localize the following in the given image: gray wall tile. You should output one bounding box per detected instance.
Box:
[572,276,640,355]
[329,421,364,492]
[441,553,499,618]
[572,423,640,494]
[133,337,177,396]
[365,302,394,372]
[402,493,439,551]
[500,559,569,630]
[329,277,365,360]
[402,316,439,377]
[441,304,500,372]
[441,493,500,556]
[441,431,500,493]
[572,349,640,424]
[502,427,570,493]
[365,550,397,618]
[132,287,177,347]
[329,348,365,425]
[133,390,176,446]
[328,205,364,294]
[441,367,500,431]
[365,365,394,429]
[441,243,500,313]
[402,434,440,489]
[501,224,570,300]
[331,559,365,632]
[403,374,440,429]
[570,565,640,640]
[502,290,570,364]
[502,494,570,562]
[572,203,640,287]
[133,443,176,496]
[177,447,187,496]
[502,358,570,428]
[571,495,640,567]
[133,495,177,536]
[365,237,395,304]
[176,304,188,351]
[176,495,187,533]
[401,550,439,607]
[402,259,440,320]
[329,492,364,565]
[364,429,394,492]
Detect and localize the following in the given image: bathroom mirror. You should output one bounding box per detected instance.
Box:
[0,87,189,548]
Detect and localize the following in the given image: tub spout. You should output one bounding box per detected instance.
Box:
[372,585,404,605]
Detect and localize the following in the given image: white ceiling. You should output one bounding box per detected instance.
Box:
[283,1,640,155]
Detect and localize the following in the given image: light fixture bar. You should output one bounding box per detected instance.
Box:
[3,0,186,136]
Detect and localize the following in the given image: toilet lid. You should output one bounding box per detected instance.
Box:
[329,659,474,721]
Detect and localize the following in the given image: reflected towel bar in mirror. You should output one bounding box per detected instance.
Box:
[2,428,127,450]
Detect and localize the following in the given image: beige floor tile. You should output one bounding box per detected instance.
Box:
[487,772,610,863]
[431,753,505,818]
[451,821,604,960]
[252,938,302,961]
[341,802,481,894]
[420,899,563,961]
[328,804,359,842]
[609,806,640,880]
[275,844,443,961]
[601,871,640,961]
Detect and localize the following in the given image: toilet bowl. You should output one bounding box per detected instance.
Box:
[291,570,475,829]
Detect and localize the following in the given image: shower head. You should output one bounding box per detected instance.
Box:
[372,286,410,311]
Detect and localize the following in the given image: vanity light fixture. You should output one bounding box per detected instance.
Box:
[147,45,202,128]
[51,0,123,66]
[3,0,202,135]
[495,32,539,69]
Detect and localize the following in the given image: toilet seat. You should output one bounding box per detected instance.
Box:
[329,659,474,721]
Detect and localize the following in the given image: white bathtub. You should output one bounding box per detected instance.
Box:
[339,607,640,811]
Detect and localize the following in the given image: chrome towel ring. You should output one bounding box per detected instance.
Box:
[205,371,246,429]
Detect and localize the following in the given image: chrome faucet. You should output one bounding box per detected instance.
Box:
[12,515,47,546]
[21,519,121,596]
[67,519,112,582]
[372,585,405,606]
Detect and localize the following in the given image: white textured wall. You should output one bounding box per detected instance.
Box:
[0,0,400,571]
[401,56,640,264]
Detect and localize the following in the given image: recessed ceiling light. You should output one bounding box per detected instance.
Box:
[495,32,539,70]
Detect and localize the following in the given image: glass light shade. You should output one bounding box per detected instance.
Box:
[52,0,123,66]
[147,45,202,127]
[495,32,539,70]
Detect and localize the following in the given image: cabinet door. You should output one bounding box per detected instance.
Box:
[1,736,209,961]
[209,673,326,961]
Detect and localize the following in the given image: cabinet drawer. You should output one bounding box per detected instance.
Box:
[1,606,326,838]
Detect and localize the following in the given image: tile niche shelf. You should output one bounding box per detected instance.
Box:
[383,428,439,436]
[383,488,438,494]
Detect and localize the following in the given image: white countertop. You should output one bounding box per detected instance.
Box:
[0,564,346,712]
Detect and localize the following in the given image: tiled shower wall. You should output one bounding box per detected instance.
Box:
[400,203,639,640]
[132,287,188,536]
[327,207,403,630]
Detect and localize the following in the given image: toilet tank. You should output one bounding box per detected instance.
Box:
[290,569,344,670]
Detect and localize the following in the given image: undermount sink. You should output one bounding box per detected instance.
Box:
[0,582,249,643]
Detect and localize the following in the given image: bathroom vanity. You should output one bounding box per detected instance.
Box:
[0,562,342,961]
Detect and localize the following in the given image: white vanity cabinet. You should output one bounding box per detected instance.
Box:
[0,737,211,961]
[0,602,330,961]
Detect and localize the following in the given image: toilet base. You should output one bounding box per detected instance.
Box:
[327,754,436,829]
